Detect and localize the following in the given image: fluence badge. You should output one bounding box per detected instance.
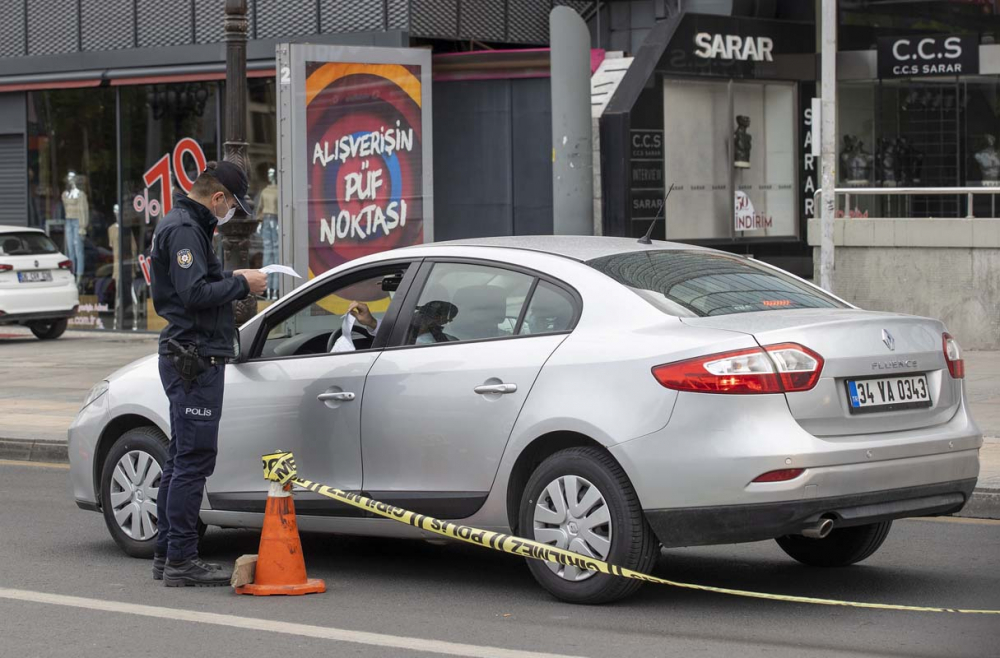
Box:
[176,249,194,269]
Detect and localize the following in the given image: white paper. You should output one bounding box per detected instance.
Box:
[331,312,357,353]
[259,264,301,278]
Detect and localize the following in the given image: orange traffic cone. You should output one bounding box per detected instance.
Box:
[235,482,326,596]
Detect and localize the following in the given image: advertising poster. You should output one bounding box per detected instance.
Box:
[305,61,426,279]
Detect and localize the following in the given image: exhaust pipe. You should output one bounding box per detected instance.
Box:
[801,518,834,539]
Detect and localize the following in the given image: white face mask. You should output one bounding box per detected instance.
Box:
[214,196,236,225]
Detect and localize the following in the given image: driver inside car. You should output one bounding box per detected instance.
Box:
[349,298,458,345]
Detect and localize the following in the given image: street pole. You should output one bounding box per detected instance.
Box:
[819,0,837,292]
[220,0,257,323]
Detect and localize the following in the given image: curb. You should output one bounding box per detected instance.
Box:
[956,489,1000,520]
[0,438,69,463]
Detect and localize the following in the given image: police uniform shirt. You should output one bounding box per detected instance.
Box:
[150,194,249,358]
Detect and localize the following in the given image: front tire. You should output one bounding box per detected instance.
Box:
[775,521,892,567]
[30,318,68,340]
[518,447,658,604]
[100,427,169,558]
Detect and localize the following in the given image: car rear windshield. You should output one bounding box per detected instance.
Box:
[586,250,846,317]
[0,232,59,256]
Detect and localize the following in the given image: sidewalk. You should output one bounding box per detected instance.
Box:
[0,328,997,515]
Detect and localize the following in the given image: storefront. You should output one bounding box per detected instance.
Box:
[600,13,817,276]
[24,75,276,332]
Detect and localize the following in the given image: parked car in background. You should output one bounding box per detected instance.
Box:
[0,225,78,339]
[68,236,981,603]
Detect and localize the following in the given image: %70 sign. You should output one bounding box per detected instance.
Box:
[133,138,207,224]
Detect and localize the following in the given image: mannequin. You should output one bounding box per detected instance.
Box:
[733,115,752,168]
[258,167,280,299]
[61,171,89,282]
[974,135,1000,184]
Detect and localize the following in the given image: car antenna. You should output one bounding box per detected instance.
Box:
[637,183,674,245]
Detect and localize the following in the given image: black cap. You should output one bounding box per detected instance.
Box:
[205,161,253,217]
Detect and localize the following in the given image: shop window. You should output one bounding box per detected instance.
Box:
[119,82,219,331]
[660,78,797,241]
[27,88,117,330]
[246,78,279,300]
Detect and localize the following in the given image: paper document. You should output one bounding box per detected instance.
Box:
[259,264,302,278]
[331,313,357,353]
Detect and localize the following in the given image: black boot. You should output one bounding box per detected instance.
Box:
[163,556,232,587]
[153,553,222,581]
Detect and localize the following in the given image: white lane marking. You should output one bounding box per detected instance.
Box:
[0,588,582,658]
[0,459,70,470]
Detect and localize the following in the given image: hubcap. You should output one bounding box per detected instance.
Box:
[109,450,161,541]
[532,475,612,582]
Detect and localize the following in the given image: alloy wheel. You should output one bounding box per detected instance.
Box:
[108,450,161,541]
[532,475,612,582]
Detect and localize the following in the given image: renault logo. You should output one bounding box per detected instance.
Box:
[882,329,895,352]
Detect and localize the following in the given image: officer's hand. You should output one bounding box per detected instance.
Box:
[235,269,267,296]
[348,302,377,329]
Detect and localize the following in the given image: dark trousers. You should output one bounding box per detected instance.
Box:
[156,356,225,561]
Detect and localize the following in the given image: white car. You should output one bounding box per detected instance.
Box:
[0,225,78,339]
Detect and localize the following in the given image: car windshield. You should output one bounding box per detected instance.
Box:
[0,232,59,256]
[586,250,846,317]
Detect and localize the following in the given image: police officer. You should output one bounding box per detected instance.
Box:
[149,161,266,587]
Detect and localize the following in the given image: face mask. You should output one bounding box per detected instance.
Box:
[214,196,236,225]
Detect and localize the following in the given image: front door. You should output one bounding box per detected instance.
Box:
[361,261,578,518]
[208,261,416,514]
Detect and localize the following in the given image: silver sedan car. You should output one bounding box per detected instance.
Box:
[69,236,981,603]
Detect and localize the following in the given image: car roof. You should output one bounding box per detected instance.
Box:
[415,235,709,263]
[0,225,44,235]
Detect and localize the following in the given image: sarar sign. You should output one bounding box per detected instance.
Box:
[694,33,774,62]
[878,34,978,78]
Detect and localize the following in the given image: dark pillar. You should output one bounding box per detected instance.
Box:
[219,0,257,323]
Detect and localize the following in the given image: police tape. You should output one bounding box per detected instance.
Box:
[260,451,999,615]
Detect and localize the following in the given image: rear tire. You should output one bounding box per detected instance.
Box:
[30,318,68,340]
[775,521,892,567]
[518,447,658,604]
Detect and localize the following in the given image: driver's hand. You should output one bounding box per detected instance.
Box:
[348,301,377,329]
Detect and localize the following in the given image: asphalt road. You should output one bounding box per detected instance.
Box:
[2,462,998,658]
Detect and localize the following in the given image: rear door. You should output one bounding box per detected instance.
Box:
[360,260,578,517]
[0,231,72,290]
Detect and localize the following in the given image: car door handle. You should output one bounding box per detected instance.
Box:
[317,391,356,402]
[474,383,517,395]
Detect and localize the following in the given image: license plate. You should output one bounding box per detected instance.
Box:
[18,271,52,283]
[846,375,932,414]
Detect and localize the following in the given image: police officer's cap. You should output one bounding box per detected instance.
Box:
[204,161,253,218]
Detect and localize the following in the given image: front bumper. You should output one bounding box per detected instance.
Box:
[68,391,110,511]
[646,478,976,548]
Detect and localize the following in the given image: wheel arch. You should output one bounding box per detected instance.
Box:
[505,430,626,533]
[93,414,166,506]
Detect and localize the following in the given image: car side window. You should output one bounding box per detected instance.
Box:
[253,266,408,359]
[518,281,577,335]
[403,263,533,346]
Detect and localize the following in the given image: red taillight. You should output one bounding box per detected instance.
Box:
[0,264,12,271]
[943,332,964,379]
[58,260,73,270]
[652,343,824,395]
[752,468,805,483]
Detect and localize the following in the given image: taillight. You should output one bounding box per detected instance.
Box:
[943,332,964,379]
[0,264,12,271]
[58,260,73,270]
[652,343,824,395]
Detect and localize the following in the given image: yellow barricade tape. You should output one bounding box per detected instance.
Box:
[263,451,999,615]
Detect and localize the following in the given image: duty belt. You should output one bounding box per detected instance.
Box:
[166,340,227,391]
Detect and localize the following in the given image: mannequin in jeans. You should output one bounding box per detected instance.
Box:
[257,167,280,299]
[62,171,89,282]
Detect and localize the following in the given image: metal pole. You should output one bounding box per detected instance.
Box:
[819,0,837,292]
[219,0,257,323]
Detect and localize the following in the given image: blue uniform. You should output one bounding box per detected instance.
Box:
[150,194,249,561]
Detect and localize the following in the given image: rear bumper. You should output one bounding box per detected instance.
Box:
[0,281,78,322]
[646,478,977,548]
